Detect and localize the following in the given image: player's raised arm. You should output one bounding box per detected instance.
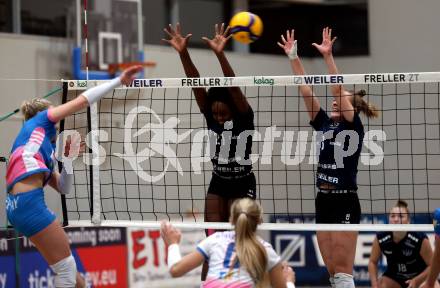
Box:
[49,65,142,123]
[313,27,355,122]
[202,23,250,114]
[278,29,321,121]
[160,221,205,277]
[163,23,208,113]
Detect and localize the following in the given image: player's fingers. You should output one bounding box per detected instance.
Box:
[163,27,173,37]
[220,23,225,35]
[224,25,231,36]
[160,221,167,231]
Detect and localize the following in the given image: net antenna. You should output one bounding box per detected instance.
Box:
[71,0,155,80]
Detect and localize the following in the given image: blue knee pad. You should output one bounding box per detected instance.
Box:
[434,208,440,236]
[6,188,56,237]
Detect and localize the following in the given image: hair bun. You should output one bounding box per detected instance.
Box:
[397,199,408,208]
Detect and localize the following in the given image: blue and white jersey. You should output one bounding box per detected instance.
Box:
[197,230,281,288]
[6,109,57,190]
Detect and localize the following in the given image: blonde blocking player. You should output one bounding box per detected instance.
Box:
[278,27,379,288]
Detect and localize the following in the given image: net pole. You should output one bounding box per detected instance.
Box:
[82,0,101,224]
[59,82,69,227]
[87,101,101,225]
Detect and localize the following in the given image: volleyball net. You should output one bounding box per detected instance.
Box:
[58,72,440,231]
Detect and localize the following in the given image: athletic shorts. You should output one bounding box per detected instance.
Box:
[382,271,410,288]
[315,190,361,224]
[6,188,56,237]
[207,172,256,200]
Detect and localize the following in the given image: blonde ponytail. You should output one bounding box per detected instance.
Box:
[231,198,267,287]
[352,89,380,119]
[21,98,52,120]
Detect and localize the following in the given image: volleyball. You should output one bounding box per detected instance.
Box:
[229,11,263,44]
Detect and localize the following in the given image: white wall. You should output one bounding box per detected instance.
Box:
[1,0,440,224]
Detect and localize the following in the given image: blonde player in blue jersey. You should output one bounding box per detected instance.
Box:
[5,65,141,288]
[161,198,296,288]
[421,208,440,288]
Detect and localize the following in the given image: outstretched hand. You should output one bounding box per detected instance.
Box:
[120,65,143,86]
[160,221,182,245]
[162,23,192,53]
[312,27,337,56]
[202,23,232,54]
[277,29,298,60]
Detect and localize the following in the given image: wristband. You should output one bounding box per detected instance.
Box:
[59,166,73,195]
[167,243,182,269]
[82,77,122,105]
[287,40,298,60]
[286,282,296,288]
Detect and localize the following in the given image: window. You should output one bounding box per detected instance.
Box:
[21,0,71,37]
[149,0,231,49]
[249,1,369,57]
[0,0,12,33]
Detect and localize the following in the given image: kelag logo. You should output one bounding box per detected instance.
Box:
[253,76,274,86]
[77,80,87,88]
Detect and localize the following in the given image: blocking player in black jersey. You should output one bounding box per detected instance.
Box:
[163,22,255,224]
[163,23,255,283]
[279,27,379,288]
[369,201,439,288]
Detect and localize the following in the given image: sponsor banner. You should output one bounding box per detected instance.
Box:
[127,226,205,288]
[270,214,434,287]
[19,227,127,288]
[66,72,440,90]
[0,230,16,288]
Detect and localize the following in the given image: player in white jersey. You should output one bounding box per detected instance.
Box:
[161,198,294,288]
